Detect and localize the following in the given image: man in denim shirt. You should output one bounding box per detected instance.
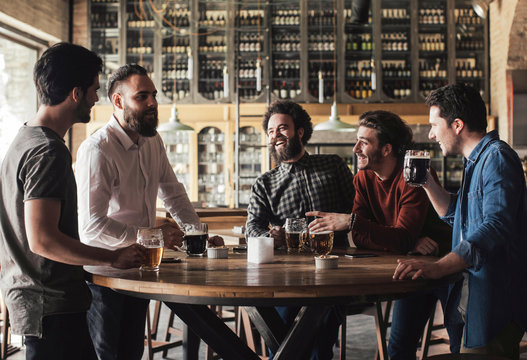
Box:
[394,84,527,358]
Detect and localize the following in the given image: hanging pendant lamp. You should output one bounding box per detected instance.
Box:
[158,104,194,132]
[314,102,356,132]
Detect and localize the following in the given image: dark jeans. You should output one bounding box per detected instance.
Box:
[87,283,149,360]
[388,286,463,359]
[270,305,344,360]
[25,311,96,360]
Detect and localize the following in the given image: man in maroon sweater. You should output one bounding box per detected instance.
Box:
[308,110,462,358]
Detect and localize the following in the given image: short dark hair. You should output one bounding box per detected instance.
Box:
[107,64,148,100]
[33,42,102,106]
[359,110,413,159]
[262,100,313,145]
[425,83,487,133]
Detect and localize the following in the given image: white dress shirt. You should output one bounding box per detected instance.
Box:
[76,115,200,250]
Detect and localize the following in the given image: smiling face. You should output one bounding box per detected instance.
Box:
[118,74,158,137]
[428,105,460,156]
[75,76,100,124]
[353,126,385,171]
[266,113,304,164]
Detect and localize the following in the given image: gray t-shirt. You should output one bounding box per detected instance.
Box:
[0,126,91,336]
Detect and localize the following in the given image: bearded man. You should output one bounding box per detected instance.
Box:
[75,64,211,360]
[246,100,355,360]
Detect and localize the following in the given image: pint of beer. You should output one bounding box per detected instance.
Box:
[285,218,308,253]
[137,228,164,271]
[183,223,208,257]
[403,150,430,187]
[309,231,334,256]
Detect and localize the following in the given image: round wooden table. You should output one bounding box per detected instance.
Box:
[85,249,459,360]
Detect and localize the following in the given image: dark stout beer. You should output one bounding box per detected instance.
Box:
[404,154,430,187]
[185,232,208,256]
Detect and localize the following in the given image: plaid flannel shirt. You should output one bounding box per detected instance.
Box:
[246,153,355,246]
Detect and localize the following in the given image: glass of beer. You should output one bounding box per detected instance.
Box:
[403,150,430,187]
[137,228,164,271]
[309,231,334,257]
[284,218,307,253]
[183,223,208,257]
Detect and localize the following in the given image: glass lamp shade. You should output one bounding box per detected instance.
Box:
[314,102,356,132]
[158,104,194,133]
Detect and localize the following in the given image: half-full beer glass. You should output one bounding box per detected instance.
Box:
[137,228,164,271]
[403,150,430,187]
[309,231,334,257]
[284,218,307,253]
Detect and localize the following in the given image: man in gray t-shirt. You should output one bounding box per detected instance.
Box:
[0,43,145,360]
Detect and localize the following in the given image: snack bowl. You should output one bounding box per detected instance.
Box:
[207,247,229,259]
[314,255,338,269]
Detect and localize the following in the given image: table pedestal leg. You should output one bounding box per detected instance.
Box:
[182,325,200,360]
[166,303,260,360]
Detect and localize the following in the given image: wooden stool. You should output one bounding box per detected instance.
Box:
[144,301,183,360]
[428,354,510,360]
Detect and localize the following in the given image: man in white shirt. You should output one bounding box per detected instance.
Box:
[76,64,205,360]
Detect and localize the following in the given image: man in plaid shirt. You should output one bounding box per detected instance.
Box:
[246,100,355,249]
[246,100,355,359]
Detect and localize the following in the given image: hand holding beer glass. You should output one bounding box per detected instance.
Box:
[403,150,430,187]
[284,218,308,253]
[137,228,164,271]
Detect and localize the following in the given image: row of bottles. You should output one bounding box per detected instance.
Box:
[93,37,118,55]
[271,9,300,26]
[199,60,224,79]
[198,11,226,26]
[456,59,484,79]
[272,33,301,52]
[381,8,410,25]
[418,6,446,25]
[382,61,411,78]
[199,81,225,100]
[455,8,483,25]
[273,59,300,79]
[126,33,153,54]
[163,62,189,80]
[238,81,261,99]
[162,37,190,54]
[198,37,226,53]
[162,81,190,101]
[238,33,262,52]
[308,33,335,52]
[456,34,484,51]
[236,10,264,26]
[307,9,336,26]
[162,7,190,28]
[272,81,301,99]
[127,11,155,28]
[383,80,411,99]
[418,33,445,52]
[346,60,373,79]
[419,58,447,79]
[419,79,447,99]
[346,80,373,99]
[346,33,373,52]
[381,32,409,52]
[238,60,261,79]
[198,127,226,206]
[91,9,118,29]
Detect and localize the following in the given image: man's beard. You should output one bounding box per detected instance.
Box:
[75,96,91,124]
[123,106,158,137]
[269,132,303,164]
[357,148,383,171]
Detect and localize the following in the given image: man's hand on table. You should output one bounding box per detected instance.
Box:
[111,243,146,269]
[411,236,439,256]
[306,211,350,232]
[158,222,185,249]
[393,252,468,280]
[208,235,225,247]
[269,226,286,248]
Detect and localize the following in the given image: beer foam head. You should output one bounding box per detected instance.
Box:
[185,231,207,236]
[406,155,430,159]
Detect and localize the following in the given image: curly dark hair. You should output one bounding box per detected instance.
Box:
[425,83,487,133]
[107,64,148,100]
[33,42,102,106]
[262,100,313,145]
[358,110,413,160]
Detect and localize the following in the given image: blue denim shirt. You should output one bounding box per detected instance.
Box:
[441,130,527,348]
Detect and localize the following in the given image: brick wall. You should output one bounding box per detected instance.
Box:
[489,0,525,144]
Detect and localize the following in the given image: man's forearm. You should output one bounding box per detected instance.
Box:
[423,174,452,217]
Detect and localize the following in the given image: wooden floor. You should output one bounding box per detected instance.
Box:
[4,304,527,359]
